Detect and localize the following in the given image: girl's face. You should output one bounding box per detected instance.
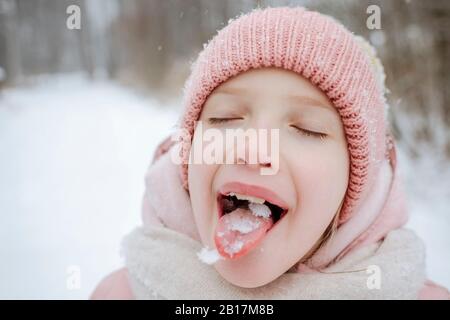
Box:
[188,67,349,288]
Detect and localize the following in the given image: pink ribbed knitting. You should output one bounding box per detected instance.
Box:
[179,6,388,223]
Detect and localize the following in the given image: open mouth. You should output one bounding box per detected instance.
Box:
[214,186,289,259]
[218,192,288,223]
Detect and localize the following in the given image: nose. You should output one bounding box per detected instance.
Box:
[232,133,274,171]
[237,154,272,169]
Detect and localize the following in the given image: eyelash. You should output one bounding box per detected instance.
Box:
[291,126,327,140]
[207,117,243,124]
[207,118,327,140]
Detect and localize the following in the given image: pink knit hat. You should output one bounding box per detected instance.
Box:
[178,6,390,224]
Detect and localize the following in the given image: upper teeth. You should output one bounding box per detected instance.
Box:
[228,192,265,204]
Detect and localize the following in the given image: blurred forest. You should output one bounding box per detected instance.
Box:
[0,0,449,158]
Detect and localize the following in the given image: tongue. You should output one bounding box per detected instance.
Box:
[214,207,273,259]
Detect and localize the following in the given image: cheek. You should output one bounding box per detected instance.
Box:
[283,143,349,249]
[298,149,349,206]
[285,137,349,208]
[188,161,218,246]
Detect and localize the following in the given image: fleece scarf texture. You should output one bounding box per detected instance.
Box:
[123,226,425,300]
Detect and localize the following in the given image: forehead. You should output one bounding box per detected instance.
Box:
[207,67,335,112]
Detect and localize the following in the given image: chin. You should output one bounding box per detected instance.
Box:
[213,256,281,288]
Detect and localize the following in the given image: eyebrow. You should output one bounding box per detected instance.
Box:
[287,94,335,112]
[212,86,248,97]
[212,86,334,111]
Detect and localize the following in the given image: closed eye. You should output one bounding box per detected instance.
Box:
[208,117,244,124]
[291,125,327,139]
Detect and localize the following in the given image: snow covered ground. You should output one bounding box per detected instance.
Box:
[0,75,179,299]
[0,74,448,299]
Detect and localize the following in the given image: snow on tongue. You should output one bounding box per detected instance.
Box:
[214,203,273,259]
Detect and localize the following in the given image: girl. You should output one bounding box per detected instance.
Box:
[91,7,449,299]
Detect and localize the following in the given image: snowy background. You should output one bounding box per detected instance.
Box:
[0,74,449,299]
[0,75,179,299]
